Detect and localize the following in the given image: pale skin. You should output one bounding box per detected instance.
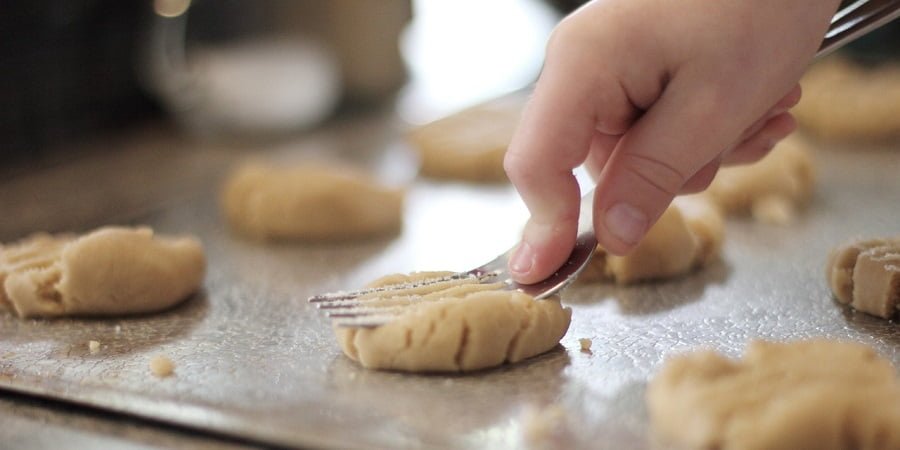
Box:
[505,0,843,284]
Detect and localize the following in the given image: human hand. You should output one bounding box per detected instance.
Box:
[504,0,841,284]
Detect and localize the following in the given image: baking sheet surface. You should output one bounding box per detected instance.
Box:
[1,135,899,449]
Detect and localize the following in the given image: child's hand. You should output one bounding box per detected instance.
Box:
[505,0,840,284]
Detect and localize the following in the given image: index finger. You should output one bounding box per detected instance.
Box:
[504,55,635,283]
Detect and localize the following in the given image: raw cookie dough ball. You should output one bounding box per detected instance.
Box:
[221,163,404,241]
[407,99,522,182]
[827,236,900,319]
[0,227,205,318]
[706,135,815,225]
[580,195,724,284]
[333,271,571,372]
[647,340,900,450]
[794,58,900,141]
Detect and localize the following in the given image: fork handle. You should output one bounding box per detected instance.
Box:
[818,0,900,58]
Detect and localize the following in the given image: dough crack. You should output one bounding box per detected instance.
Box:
[454,320,470,371]
[37,265,64,306]
[505,313,531,365]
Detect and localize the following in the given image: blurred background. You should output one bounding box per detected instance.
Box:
[0,0,564,162]
[1,0,898,163]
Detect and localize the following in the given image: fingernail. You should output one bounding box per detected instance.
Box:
[604,203,648,245]
[509,241,535,274]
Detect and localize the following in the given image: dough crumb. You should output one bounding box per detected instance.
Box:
[578,338,592,352]
[149,355,175,378]
[647,340,900,450]
[88,340,100,354]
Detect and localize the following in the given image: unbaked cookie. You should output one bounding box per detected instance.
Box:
[333,271,571,372]
[827,236,900,319]
[580,195,724,284]
[221,163,404,241]
[794,58,900,141]
[407,99,522,182]
[0,227,205,318]
[647,340,900,450]
[706,135,815,225]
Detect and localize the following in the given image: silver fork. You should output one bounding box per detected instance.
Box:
[309,189,598,327]
[309,0,900,328]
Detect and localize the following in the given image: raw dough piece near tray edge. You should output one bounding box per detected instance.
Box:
[827,236,900,319]
[333,272,571,373]
[221,163,404,241]
[580,194,724,284]
[0,227,205,318]
[647,340,900,450]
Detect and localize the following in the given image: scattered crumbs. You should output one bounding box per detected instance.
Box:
[114,325,122,334]
[149,355,175,378]
[348,372,357,381]
[443,378,454,387]
[88,340,101,354]
[578,338,592,352]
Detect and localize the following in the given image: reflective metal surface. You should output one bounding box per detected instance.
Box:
[0,122,898,449]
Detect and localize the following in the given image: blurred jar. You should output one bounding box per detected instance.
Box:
[143,0,411,138]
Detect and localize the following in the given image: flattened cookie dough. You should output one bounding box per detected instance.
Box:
[647,340,900,450]
[333,271,571,372]
[827,236,900,319]
[221,163,404,241]
[581,195,723,284]
[794,58,900,141]
[407,99,522,182]
[706,135,815,225]
[0,227,205,318]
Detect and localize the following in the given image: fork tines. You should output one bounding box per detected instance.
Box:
[309,270,506,328]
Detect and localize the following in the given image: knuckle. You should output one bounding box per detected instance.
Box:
[619,153,688,197]
[503,150,536,185]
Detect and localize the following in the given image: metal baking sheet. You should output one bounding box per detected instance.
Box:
[1,126,898,449]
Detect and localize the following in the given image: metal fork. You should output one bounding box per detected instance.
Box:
[309,189,598,327]
[818,0,900,58]
[309,0,900,328]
